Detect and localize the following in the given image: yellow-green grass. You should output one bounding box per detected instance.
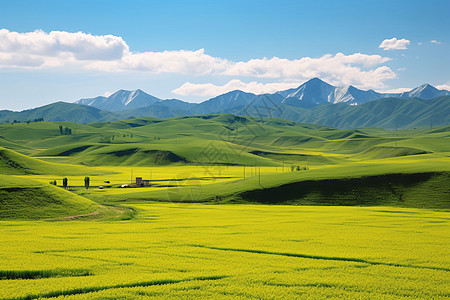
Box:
[0,147,111,176]
[5,117,447,167]
[0,174,98,220]
[15,165,277,200]
[72,155,449,205]
[0,204,448,299]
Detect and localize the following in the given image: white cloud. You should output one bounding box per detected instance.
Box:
[0,29,231,74]
[380,87,412,93]
[118,49,230,74]
[436,84,450,91]
[430,40,441,44]
[172,80,301,97]
[0,29,397,90]
[0,29,128,63]
[222,53,395,89]
[379,38,410,50]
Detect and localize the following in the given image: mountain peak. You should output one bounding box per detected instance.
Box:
[75,88,160,111]
[73,79,450,114]
[305,77,326,84]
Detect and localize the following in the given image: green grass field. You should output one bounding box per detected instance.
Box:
[0,204,449,299]
[0,115,449,298]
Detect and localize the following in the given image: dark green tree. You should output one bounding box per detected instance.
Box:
[62,177,68,189]
[84,176,90,189]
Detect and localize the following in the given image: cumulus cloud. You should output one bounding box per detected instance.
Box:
[0,29,128,63]
[116,49,230,74]
[0,29,397,90]
[0,29,231,73]
[436,84,450,91]
[379,38,410,50]
[172,80,301,97]
[222,53,394,89]
[430,40,441,44]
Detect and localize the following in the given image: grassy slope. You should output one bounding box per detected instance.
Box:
[84,157,450,209]
[0,147,109,176]
[0,174,98,220]
[1,115,449,211]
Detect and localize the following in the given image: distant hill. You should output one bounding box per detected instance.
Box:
[268,96,450,129]
[0,102,120,124]
[1,96,449,129]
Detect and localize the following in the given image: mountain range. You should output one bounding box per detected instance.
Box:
[1,78,449,129]
[74,77,450,111]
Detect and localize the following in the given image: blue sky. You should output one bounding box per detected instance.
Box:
[0,0,449,110]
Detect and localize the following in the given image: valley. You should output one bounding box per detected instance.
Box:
[0,114,449,299]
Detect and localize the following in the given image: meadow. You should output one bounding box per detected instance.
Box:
[1,204,449,299]
[0,115,449,298]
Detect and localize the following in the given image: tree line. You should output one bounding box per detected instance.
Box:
[1,118,44,125]
[50,177,90,189]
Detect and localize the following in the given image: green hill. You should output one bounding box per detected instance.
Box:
[0,115,449,215]
[0,175,98,220]
[237,172,450,209]
[1,96,449,129]
[2,114,448,167]
[0,147,108,175]
[0,147,63,174]
[0,102,119,123]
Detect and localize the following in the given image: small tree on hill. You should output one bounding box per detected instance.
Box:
[84,176,90,189]
[62,177,68,189]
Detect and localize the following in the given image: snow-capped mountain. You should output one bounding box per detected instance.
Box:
[278,78,335,106]
[4,78,449,128]
[276,78,386,107]
[75,89,160,111]
[275,78,450,106]
[399,84,450,100]
[74,78,450,112]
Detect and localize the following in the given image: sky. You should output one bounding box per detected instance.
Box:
[0,0,449,111]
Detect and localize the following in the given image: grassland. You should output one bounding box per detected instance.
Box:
[0,204,449,299]
[0,115,449,298]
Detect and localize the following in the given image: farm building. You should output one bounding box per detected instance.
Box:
[136,177,151,187]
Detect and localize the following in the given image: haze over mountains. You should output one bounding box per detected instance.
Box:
[1,78,449,129]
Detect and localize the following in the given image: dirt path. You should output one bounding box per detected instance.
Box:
[61,210,100,220]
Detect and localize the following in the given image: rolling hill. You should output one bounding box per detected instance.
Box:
[0,115,448,215]
[1,114,447,169]
[0,102,120,124]
[0,174,98,219]
[0,96,448,129]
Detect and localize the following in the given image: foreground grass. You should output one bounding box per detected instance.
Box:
[0,204,449,299]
